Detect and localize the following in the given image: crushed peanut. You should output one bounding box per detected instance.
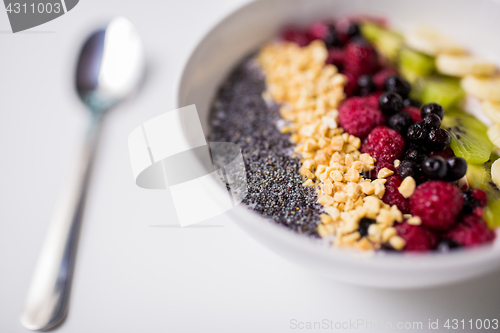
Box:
[398,176,416,198]
[378,168,394,179]
[407,216,422,226]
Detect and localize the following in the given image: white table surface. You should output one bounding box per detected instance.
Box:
[1,0,500,332]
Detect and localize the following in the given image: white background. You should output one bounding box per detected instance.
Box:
[1,0,500,332]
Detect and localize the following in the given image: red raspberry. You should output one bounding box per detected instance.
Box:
[342,72,358,97]
[473,207,484,217]
[410,181,464,230]
[472,189,488,207]
[338,97,385,138]
[373,68,399,90]
[326,48,345,69]
[361,126,405,163]
[365,91,384,109]
[344,42,379,77]
[382,176,410,214]
[444,215,496,247]
[402,106,422,123]
[282,27,310,47]
[306,22,329,41]
[395,222,438,252]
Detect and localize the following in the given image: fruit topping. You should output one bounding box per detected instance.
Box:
[282,27,310,47]
[323,25,341,47]
[358,218,376,237]
[465,156,500,229]
[347,23,361,39]
[422,113,441,128]
[306,22,330,41]
[399,47,435,77]
[417,77,465,110]
[404,27,465,56]
[436,54,496,77]
[398,160,420,179]
[493,159,500,190]
[421,156,448,180]
[344,40,379,77]
[373,68,399,90]
[445,157,468,181]
[338,96,385,138]
[388,112,413,136]
[326,48,345,69]
[461,75,500,102]
[357,75,376,96]
[406,122,429,142]
[420,103,445,120]
[488,123,500,149]
[401,106,422,123]
[410,181,464,230]
[403,99,422,109]
[444,214,496,247]
[441,109,493,164]
[361,126,405,163]
[342,72,358,97]
[378,92,403,115]
[403,146,427,164]
[481,100,500,123]
[384,75,412,98]
[427,127,452,151]
[382,176,410,213]
[394,222,438,252]
[360,22,403,62]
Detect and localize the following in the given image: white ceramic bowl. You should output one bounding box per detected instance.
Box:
[177,0,500,288]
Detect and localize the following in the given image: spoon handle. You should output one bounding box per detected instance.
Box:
[20,117,101,331]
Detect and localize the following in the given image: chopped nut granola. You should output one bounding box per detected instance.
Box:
[378,167,395,179]
[389,235,406,251]
[398,176,416,198]
[407,216,422,225]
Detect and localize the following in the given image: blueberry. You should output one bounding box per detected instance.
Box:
[437,239,461,252]
[404,148,427,164]
[422,157,448,180]
[446,157,467,181]
[388,112,413,136]
[421,103,445,120]
[427,127,452,151]
[462,190,479,214]
[407,122,429,142]
[384,75,411,98]
[349,35,370,46]
[404,98,422,108]
[378,92,404,115]
[358,218,376,237]
[347,23,361,39]
[398,160,419,179]
[324,25,340,47]
[357,75,375,96]
[423,113,442,128]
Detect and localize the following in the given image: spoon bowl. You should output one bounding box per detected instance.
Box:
[77,17,145,113]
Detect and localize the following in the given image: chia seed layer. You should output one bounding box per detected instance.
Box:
[209,57,323,236]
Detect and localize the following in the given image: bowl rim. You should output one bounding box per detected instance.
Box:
[175,0,500,279]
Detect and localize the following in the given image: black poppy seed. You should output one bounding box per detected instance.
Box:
[208,57,323,236]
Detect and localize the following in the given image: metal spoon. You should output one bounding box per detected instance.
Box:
[20,17,145,331]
